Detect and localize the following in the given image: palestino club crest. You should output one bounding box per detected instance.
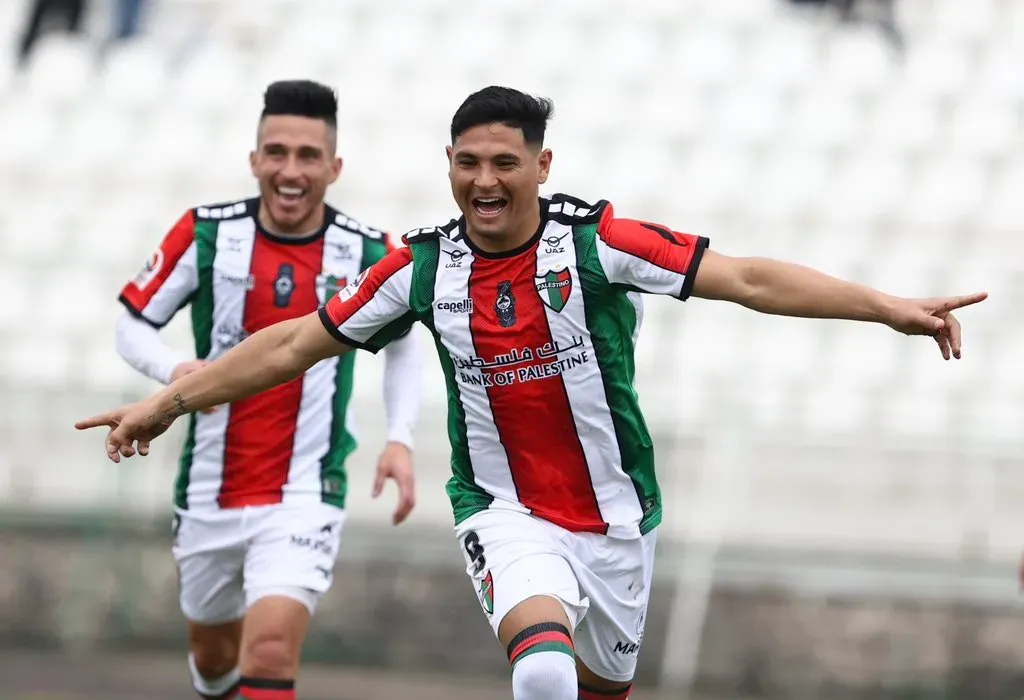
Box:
[534,268,572,313]
[315,274,348,304]
[480,570,494,615]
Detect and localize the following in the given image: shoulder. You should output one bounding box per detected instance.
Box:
[192,197,258,222]
[545,193,611,226]
[401,217,461,246]
[327,205,390,243]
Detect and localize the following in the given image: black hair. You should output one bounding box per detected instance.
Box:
[260,79,338,128]
[450,86,554,147]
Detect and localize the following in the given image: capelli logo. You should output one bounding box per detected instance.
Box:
[436,299,474,314]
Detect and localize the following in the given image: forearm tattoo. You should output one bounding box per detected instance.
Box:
[153,393,189,428]
[172,393,188,416]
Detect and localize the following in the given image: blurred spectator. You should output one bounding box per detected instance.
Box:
[16,0,87,65]
[787,0,903,51]
[113,0,148,41]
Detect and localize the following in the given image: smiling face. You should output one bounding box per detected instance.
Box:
[250,114,341,235]
[446,122,551,252]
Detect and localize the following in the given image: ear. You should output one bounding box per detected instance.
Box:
[249,149,258,178]
[537,148,552,185]
[445,145,453,164]
[329,156,343,185]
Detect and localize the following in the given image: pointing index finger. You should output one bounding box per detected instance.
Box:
[75,414,117,431]
[940,292,988,312]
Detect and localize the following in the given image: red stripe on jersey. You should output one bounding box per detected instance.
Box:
[468,250,606,534]
[324,246,412,329]
[219,233,326,508]
[120,209,196,314]
[597,206,701,276]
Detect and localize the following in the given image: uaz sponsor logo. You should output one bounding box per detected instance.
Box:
[436,299,474,314]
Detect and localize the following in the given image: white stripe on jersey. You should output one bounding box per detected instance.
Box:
[433,238,525,514]
[187,217,256,508]
[536,222,644,530]
[282,356,337,504]
[283,224,367,503]
[336,263,415,345]
[594,236,689,297]
[140,242,198,326]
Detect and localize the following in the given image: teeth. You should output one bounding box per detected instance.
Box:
[278,186,303,196]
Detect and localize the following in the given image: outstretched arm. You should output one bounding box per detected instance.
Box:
[79,243,421,462]
[691,251,895,321]
[151,312,347,417]
[592,207,987,360]
[76,312,351,461]
[690,251,987,358]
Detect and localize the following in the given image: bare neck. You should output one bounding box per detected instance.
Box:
[465,208,542,255]
[257,200,326,238]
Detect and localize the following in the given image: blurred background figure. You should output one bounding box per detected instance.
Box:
[16,0,86,65]
[0,0,1021,698]
[787,0,904,49]
[15,0,148,65]
[113,0,147,41]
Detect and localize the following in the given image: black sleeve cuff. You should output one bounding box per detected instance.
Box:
[677,236,710,301]
[118,294,166,329]
[317,306,381,354]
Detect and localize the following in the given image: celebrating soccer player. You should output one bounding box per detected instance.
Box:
[79,86,985,700]
[111,80,422,700]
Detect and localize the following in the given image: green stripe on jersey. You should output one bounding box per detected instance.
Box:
[360,236,389,270]
[407,239,491,523]
[572,222,662,534]
[319,353,357,508]
[174,220,219,510]
[317,238,383,509]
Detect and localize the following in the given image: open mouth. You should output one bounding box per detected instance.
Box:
[276,185,306,203]
[472,197,508,218]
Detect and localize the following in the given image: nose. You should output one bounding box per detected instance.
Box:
[473,164,499,190]
[279,154,302,181]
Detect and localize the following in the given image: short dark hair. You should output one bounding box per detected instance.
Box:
[450,86,554,147]
[260,79,337,128]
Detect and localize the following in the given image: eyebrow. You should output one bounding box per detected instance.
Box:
[454,151,520,161]
[261,142,324,155]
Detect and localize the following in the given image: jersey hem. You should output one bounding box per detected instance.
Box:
[321,492,347,509]
[638,507,663,535]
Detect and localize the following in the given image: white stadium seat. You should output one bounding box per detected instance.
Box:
[0,0,1019,567]
[22,35,95,108]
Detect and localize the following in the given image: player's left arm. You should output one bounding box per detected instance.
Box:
[365,231,424,451]
[690,252,986,359]
[363,232,422,524]
[596,208,987,360]
[374,329,422,525]
[381,330,422,451]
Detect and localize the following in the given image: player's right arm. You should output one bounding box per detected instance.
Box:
[116,210,201,383]
[76,247,419,461]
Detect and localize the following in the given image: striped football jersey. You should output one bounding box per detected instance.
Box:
[120,197,394,511]
[319,194,709,539]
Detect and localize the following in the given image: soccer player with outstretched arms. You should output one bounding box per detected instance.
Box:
[79,86,985,700]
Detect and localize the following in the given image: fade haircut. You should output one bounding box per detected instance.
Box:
[450,86,554,147]
[258,80,338,151]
